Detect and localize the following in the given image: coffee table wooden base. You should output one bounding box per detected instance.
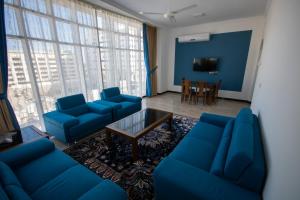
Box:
[106,113,173,161]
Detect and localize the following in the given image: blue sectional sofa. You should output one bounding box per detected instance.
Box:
[43,94,113,143]
[0,138,127,200]
[153,108,266,200]
[94,87,142,121]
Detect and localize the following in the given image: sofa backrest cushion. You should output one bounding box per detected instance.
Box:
[236,115,266,193]
[56,94,89,116]
[60,104,89,117]
[210,119,234,176]
[224,108,254,180]
[235,107,253,125]
[56,94,86,110]
[101,87,121,100]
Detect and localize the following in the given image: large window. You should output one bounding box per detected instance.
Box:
[4,0,146,128]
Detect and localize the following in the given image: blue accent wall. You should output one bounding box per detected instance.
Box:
[174,30,252,91]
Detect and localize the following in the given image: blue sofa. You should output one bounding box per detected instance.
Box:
[43,94,113,143]
[94,87,142,121]
[0,138,127,200]
[153,108,266,200]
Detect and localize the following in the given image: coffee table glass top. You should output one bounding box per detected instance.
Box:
[106,108,172,138]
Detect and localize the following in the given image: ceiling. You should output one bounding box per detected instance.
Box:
[95,0,268,27]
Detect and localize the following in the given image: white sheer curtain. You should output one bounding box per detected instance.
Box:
[4,0,146,128]
[97,10,146,96]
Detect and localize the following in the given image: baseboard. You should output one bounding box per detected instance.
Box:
[157,91,251,104]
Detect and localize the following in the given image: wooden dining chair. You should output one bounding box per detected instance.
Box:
[195,81,207,105]
[214,80,222,104]
[205,84,217,105]
[181,80,194,103]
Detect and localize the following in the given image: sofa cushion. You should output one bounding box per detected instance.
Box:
[102,87,121,99]
[170,137,217,171]
[61,104,90,117]
[69,113,111,140]
[0,162,21,186]
[4,185,32,200]
[78,180,127,200]
[0,184,9,200]
[108,95,124,103]
[31,165,103,200]
[56,94,86,110]
[235,108,253,125]
[224,120,254,180]
[15,150,77,194]
[236,116,266,192]
[210,119,234,176]
[187,121,223,147]
[116,101,139,118]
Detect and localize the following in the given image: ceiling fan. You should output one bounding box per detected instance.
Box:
[139,4,200,23]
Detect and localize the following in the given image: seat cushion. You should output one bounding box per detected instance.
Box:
[0,162,21,186]
[224,121,254,180]
[4,185,32,200]
[108,95,124,103]
[0,184,9,200]
[69,113,111,140]
[31,165,103,200]
[187,121,223,147]
[0,162,31,200]
[210,119,234,176]
[78,180,127,200]
[116,101,139,118]
[15,150,77,194]
[170,137,218,171]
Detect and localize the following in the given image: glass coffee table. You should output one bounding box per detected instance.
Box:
[105,108,173,161]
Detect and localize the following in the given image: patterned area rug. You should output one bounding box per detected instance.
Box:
[64,115,197,200]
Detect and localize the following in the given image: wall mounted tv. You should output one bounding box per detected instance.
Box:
[193,57,219,72]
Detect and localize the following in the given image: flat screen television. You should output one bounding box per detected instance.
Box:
[193,57,218,72]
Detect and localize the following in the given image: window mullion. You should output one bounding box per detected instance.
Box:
[95,9,104,90]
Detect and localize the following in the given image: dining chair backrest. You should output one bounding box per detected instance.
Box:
[182,80,192,96]
[215,80,222,97]
[196,81,206,96]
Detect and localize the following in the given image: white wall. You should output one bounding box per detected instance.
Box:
[251,0,300,199]
[156,27,170,93]
[158,16,265,101]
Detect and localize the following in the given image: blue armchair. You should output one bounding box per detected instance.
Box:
[0,139,127,200]
[94,87,142,121]
[43,94,113,143]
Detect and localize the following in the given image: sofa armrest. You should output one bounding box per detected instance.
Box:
[94,100,122,110]
[43,111,79,129]
[200,113,234,128]
[79,180,127,200]
[87,102,112,115]
[153,157,261,200]
[121,94,142,103]
[0,138,55,168]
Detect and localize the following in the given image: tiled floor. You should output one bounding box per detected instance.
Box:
[143,92,250,118]
[54,92,250,149]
